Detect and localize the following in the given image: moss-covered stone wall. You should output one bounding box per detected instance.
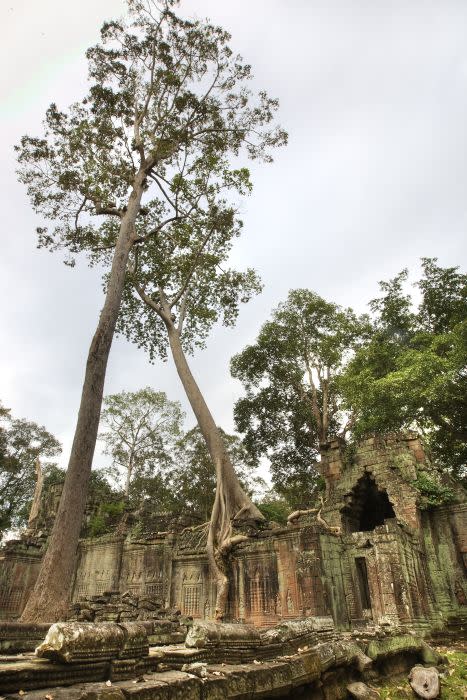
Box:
[0,434,465,634]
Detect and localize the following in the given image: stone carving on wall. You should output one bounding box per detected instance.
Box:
[181,568,203,617]
[275,592,282,617]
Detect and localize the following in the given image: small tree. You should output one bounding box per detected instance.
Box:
[17,0,284,621]
[0,403,61,538]
[99,387,183,499]
[231,290,369,507]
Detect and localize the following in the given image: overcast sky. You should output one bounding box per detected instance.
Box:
[1,0,466,477]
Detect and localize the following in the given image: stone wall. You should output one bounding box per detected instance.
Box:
[0,539,43,619]
[1,434,465,634]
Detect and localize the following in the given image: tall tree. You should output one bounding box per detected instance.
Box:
[231,290,369,507]
[117,206,269,618]
[99,387,183,499]
[17,0,284,621]
[115,127,286,618]
[340,258,467,481]
[105,7,286,618]
[0,403,61,538]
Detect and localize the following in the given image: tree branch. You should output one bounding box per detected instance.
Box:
[170,224,217,308]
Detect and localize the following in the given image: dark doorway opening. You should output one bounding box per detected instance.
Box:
[355,557,372,614]
[341,473,396,533]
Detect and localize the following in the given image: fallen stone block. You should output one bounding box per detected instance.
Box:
[260,616,334,646]
[0,657,109,693]
[119,623,149,660]
[409,665,440,699]
[185,621,261,650]
[366,634,422,661]
[347,681,380,699]
[181,661,208,678]
[35,622,149,664]
[0,623,52,655]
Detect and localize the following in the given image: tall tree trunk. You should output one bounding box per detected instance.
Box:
[125,447,135,499]
[20,177,145,623]
[125,460,133,499]
[166,323,264,620]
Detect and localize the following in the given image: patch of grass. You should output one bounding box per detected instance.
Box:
[375,648,466,700]
[439,649,467,699]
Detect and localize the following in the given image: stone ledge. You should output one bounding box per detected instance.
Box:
[1,639,439,700]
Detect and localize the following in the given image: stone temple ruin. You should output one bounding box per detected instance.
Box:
[0,433,465,698]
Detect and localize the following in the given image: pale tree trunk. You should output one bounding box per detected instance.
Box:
[305,357,325,443]
[321,367,330,442]
[20,176,145,623]
[28,457,44,526]
[166,322,264,620]
[124,447,135,499]
[125,460,133,499]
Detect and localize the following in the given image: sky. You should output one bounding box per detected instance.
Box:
[1,0,466,478]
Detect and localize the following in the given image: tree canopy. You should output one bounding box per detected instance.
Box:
[339,258,467,481]
[0,403,61,538]
[98,387,183,499]
[16,0,285,622]
[231,289,369,507]
[95,423,262,528]
[168,426,263,522]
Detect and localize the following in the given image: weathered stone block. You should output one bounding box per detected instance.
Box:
[366,634,425,662]
[202,674,229,700]
[2,684,126,699]
[0,622,51,654]
[347,681,380,699]
[185,622,261,649]
[409,665,440,699]
[116,671,201,699]
[260,616,334,646]
[35,622,149,664]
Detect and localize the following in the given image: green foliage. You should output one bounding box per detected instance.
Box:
[339,258,467,480]
[16,0,285,358]
[342,441,358,469]
[0,403,61,537]
[117,425,262,522]
[168,427,263,522]
[231,289,369,508]
[98,387,184,499]
[86,500,126,538]
[413,472,455,509]
[84,6,286,361]
[256,491,290,524]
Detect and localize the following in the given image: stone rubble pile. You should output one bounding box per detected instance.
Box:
[68,590,182,624]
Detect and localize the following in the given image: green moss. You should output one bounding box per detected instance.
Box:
[366,635,422,661]
[86,499,126,537]
[343,441,358,468]
[390,454,417,481]
[441,650,467,699]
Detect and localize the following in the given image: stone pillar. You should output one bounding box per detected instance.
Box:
[318,438,346,497]
[28,457,44,527]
